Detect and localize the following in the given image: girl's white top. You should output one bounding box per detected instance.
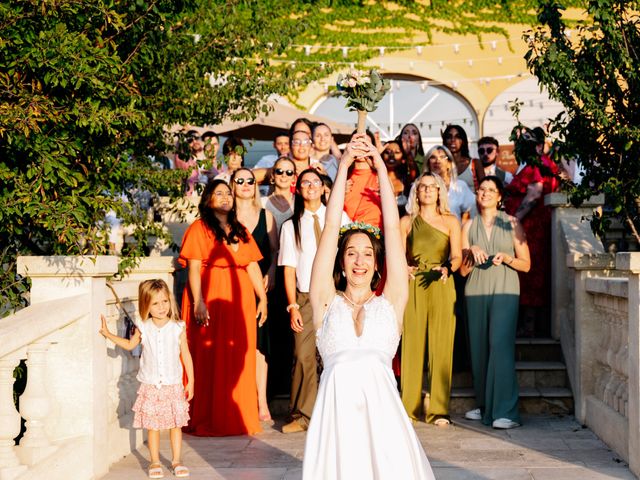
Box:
[135,319,185,387]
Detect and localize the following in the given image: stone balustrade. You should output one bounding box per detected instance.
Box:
[549,193,640,476]
[0,256,174,480]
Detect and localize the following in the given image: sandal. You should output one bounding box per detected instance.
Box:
[171,463,190,478]
[148,463,164,479]
[434,417,451,427]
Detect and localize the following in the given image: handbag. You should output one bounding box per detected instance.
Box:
[106,282,141,357]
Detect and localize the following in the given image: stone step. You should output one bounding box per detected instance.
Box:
[448,386,574,415]
[451,361,568,389]
[515,337,563,362]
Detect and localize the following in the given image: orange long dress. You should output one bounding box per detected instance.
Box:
[179,219,262,436]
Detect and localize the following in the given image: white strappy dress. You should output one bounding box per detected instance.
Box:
[302,294,435,480]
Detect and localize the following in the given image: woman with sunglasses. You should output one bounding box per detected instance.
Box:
[232,168,279,423]
[262,157,296,232]
[260,156,297,399]
[179,179,268,436]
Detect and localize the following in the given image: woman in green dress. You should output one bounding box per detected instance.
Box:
[460,176,530,429]
[400,173,462,425]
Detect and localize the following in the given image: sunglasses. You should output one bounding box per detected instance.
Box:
[478,146,495,155]
[274,168,295,177]
[233,177,255,185]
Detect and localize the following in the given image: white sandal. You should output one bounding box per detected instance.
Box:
[171,463,190,478]
[148,463,164,479]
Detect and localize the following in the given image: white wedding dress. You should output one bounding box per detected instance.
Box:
[302,294,435,480]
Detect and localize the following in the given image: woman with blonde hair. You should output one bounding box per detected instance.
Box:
[231,167,278,422]
[400,172,462,425]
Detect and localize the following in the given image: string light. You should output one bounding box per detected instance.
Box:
[342,46,349,58]
[379,47,386,56]
[453,44,460,54]
[290,38,510,53]
[304,45,312,56]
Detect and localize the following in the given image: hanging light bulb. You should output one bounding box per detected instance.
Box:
[320,62,326,69]
[416,45,423,55]
[342,46,349,58]
[290,61,296,69]
[304,45,311,56]
[409,61,415,70]
[420,81,428,92]
[451,81,458,90]
[453,44,460,54]
[350,62,355,69]
[491,40,497,50]
[323,83,329,93]
[379,46,385,56]
[467,59,473,67]
[498,56,503,65]
[438,60,444,69]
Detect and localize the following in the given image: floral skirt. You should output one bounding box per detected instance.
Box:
[132,383,190,430]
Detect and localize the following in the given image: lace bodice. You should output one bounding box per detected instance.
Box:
[316,294,400,360]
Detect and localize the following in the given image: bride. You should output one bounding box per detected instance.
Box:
[303,134,435,479]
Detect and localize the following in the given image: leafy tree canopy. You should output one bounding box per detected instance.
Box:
[524,0,640,244]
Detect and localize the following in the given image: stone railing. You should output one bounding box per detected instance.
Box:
[0,256,174,480]
[549,193,640,475]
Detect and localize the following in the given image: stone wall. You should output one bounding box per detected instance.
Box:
[0,256,174,480]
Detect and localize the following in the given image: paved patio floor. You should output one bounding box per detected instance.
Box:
[102,414,634,479]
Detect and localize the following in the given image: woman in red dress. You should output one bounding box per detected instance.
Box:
[503,128,559,336]
[179,179,268,436]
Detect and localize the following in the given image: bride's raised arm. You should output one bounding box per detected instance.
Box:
[361,137,409,321]
[309,138,360,329]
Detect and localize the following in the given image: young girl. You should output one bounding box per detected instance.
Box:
[100,279,194,479]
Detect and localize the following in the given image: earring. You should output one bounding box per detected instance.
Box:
[341,271,346,277]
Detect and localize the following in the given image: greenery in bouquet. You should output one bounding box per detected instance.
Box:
[336,69,391,112]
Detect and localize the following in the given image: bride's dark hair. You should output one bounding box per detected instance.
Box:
[333,229,384,291]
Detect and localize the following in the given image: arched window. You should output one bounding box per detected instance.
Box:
[310,75,479,146]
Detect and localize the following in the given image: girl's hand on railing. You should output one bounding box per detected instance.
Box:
[99,315,112,338]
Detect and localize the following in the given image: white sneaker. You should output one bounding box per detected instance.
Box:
[492,418,521,429]
[464,408,482,421]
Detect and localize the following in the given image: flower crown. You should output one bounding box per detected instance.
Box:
[339,221,382,239]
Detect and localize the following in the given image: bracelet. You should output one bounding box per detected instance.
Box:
[286,303,300,313]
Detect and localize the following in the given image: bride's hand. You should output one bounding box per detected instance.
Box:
[341,136,367,169]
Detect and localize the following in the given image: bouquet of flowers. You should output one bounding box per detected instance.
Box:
[336,68,390,134]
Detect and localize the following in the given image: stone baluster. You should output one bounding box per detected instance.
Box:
[15,342,57,465]
[0,354,27,480]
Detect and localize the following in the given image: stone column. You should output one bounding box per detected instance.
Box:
[15,342,57,465]
[617,252,640,477]
[568,252,616,422]
[0,354,27,480]
[546,193,604,340]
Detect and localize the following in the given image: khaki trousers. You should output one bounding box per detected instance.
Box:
[288,291,317,423]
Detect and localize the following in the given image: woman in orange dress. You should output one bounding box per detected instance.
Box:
[179,179,268,436]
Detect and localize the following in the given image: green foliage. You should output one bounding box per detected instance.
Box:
[0,0,311,313]
[1,0,590,313]
[525,0,640,243]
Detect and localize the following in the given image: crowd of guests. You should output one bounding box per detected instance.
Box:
[170,118,561,435]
